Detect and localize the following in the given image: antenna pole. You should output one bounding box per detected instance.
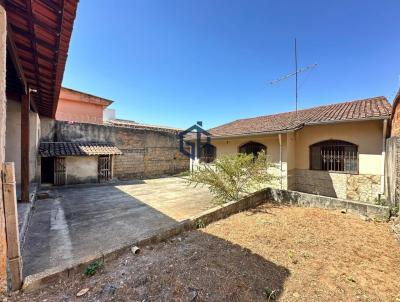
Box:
[268,40,317,116]
[294,38,298,115]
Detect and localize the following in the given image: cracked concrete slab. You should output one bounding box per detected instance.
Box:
[22,177,214,277]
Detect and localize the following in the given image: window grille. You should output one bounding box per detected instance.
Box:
[310,140,358,173]
[239,141,267,157]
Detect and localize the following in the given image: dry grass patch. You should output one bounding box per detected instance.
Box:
[205,204,400,301]
[10,204,400,301]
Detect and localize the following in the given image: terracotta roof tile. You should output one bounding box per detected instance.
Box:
[39,142,122,157]
[106,119,182,133]
[209,96,391,137]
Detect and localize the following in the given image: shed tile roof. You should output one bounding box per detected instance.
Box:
[209,96,391,137]
[39,142,122,157]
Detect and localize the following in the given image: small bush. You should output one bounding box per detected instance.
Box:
[374,195,387,206]
[391,206,399,217]
[84,260,103,277]
[196,219,206,229]
[263,287,277,300]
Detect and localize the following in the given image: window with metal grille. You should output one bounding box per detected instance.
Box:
[200,143,216,163]
[239,141,267,157]
[310,140,358,173]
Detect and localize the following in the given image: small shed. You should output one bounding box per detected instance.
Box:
[38,142,122,185]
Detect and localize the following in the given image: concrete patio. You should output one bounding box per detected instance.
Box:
[22,177,214,277]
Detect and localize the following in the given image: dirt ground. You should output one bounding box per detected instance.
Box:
[7,204,400,302]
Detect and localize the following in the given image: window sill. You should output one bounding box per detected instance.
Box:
[309,169,359,175]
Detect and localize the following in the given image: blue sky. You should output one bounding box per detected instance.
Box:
[62,0,400,129]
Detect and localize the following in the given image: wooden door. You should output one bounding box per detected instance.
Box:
[54,157,66,185]
[98,155,111,182]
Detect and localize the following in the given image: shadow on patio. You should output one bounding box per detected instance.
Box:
[17,228,290,301]
[22,177,214,277]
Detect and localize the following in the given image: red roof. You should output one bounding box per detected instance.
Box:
[209,96,391,137]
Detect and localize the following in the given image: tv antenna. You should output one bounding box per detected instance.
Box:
[269,39,317,115]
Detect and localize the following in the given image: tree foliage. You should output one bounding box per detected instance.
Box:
[187,151,278,203]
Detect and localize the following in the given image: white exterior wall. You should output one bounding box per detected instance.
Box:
[5,98,41,184]
[65,156,98,184]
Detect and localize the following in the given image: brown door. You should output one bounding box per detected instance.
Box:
[54,157,66,185]
[98,155,112,182]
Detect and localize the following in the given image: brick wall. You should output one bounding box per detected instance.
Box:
[41,120,189,180]
[391,92,400,137]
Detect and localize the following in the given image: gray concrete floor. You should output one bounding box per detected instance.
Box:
[22,177,214,277]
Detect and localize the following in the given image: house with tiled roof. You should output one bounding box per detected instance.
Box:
[191,96,391,203]
[38,85,189,185]
[56,87,114,125]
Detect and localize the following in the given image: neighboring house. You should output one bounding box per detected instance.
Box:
[40,88,189,186]
[56,87,113,124]
[190,97,391,203]
[39,87,120,185]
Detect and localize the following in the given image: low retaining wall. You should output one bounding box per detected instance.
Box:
[265,187,390,220]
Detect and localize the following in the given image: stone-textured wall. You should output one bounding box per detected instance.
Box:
[41,120,189,180]
[346,174,381,202]
[290,169,381,203]
[385,137,400,208]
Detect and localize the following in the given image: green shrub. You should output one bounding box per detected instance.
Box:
[84,260,103,277]
[196,218,206,229]
[187,151,278,204]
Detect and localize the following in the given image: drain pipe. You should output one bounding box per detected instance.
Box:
[278,134,283,189]
[381,119,388,195]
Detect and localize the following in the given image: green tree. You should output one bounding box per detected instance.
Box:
[187,150,278,203]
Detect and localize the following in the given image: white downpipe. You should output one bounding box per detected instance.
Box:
[278,134,283,189]
[381,119,388,194]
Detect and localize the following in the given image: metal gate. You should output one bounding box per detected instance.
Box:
[54,157,66,185]
[98,155,112,182]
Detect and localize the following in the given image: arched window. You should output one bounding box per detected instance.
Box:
[239,141,266,157]
[200,143,216,163]
[310,140,358,173]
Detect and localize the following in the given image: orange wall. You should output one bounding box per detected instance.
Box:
[55,89,108,124]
